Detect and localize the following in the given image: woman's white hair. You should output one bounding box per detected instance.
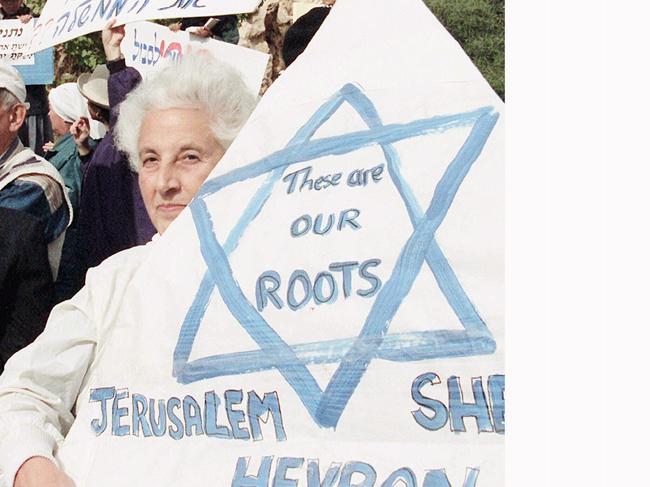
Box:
[114,54,257,172]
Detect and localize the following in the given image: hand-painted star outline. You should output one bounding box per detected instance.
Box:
[172,83,500,429]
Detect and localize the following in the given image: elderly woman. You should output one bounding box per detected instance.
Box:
[0,52,257,486]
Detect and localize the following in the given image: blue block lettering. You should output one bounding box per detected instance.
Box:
[204,391,232,438]
[132,393,152,437]
[381,468,417,487]
[149,398,167,437]
[247,391,287,441]
[488,374,505,434]
[183,395,204,436]
[167,396,184,440]
[273,457,304,487]
[89,387,115,435]
[339,461,377,487]
[448,377,493,433]
[307,460,341,487]
[232,456,274,487]
[226,389,251,440]
[287,270,312,311]
[111,388,130,436]
[256,271,284,312]
[411,373,448,431]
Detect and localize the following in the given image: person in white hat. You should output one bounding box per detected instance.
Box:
[0,62,72,282]
[44,83,106,302]
[72,63,110,158]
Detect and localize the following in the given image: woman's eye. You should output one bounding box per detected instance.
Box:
[143,157,158,167]
[182,153,200,163]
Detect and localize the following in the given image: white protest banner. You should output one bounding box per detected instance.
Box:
[123,21,269,95]
[0,19,34,65]
[29,0,262,54]
[53,0,505,485]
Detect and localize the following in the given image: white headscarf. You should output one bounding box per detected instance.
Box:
[49,83,106,139]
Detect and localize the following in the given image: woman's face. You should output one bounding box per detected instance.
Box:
[137,107,225,234]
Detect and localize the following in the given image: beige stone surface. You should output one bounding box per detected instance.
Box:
[239,0,324,94]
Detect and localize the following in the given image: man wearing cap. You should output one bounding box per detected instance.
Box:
[0,63,71,281]
[1,1,52,158]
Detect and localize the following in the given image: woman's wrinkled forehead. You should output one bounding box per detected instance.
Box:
[137,107,221,154]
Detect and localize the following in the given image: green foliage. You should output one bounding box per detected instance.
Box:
[23,0,43,15]
[55,33,104,84]
[425,0,505,99]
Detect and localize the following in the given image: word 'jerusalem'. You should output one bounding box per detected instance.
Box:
[89,387,287,441]
[411,373,505,434]
[282,163,384,194]
[232,456,479,487]
[255,259,382,312]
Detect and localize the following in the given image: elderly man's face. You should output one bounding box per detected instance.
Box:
[137,108,225,234]
[0,1,23,15]
[0,100,26,154]
[48,104,69,137]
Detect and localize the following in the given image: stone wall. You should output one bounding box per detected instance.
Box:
[239,0,323,94]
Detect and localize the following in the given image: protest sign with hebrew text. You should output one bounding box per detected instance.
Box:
[0,19,34,65]
[123,21,269,95]
[29,0,262,54]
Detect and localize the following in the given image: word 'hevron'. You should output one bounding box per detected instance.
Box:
[411,374,505,434]
[232,457,479,487]
[89,387,286,441]
[255,259,382,312]
[282,164,385,195]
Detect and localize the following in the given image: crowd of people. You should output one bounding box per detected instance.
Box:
[0,1,334,485]
[0,1,251,372]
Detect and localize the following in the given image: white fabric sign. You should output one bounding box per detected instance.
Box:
[0,19,34,65]
[29,0,262,54]
[123,21,269,94]
[53,0,505,485]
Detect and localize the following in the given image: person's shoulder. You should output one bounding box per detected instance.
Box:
[0,176,57,213]
[48,136,79,172]
[4,148,65,196]
[1,168,66,212]
[0,176,69,242]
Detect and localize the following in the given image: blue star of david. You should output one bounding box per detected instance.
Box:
[172,84,499,429]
